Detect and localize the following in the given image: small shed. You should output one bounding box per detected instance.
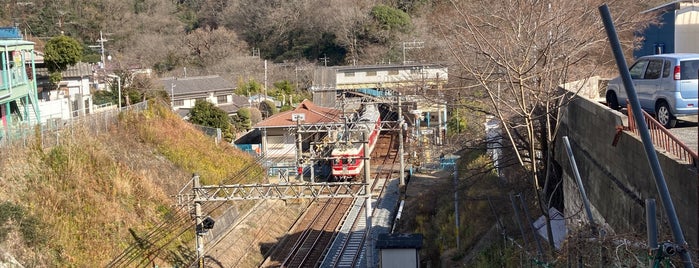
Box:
[439,154,460,170]
[375,233,423,268]
[635,0,699,57]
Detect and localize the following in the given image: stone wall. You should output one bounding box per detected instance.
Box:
[556,93,698,247]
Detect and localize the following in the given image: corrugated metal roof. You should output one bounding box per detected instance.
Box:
[676,5,699,25]
[641,0,695,14]
[35,62,94,78]
[161,75,235,95]
[375,233,423,249]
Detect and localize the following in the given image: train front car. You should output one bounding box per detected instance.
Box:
[331,104,381,181]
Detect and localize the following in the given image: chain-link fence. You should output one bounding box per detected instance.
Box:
[0,101,149,149]
[192,124,222,144]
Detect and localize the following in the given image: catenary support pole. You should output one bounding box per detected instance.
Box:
[296,117,303,180]
[193,174,204,268]
[363,132,374,268]
[600,5,693,267]
[399,94,405,186]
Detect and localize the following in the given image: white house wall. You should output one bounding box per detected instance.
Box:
[173,92,234,110]
[264,134,297,161]
[379,249,418,268]
[38,98,72,124]
[335,66,448,89]
[675,4,699,53]
[65,78,91,99]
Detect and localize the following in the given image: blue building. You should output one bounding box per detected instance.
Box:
[635,1,699,58]
[0,27,40,141]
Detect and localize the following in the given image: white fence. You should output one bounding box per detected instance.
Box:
[0,101,148,148]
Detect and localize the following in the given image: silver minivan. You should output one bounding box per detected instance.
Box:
[606,53,699,128]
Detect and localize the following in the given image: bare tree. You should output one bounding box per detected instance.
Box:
[183,26,247,68]
[434,0,655,256]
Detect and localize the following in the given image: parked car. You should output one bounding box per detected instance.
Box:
[606,53,699,128]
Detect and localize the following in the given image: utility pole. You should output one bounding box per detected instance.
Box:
[98,31,107,69]
[600,5,693,267]
[88,31,108,69]
[319,54,329,67]
[401,40,424,65]
[170,83,176,110]
[264,60,268,99]
[193,174,204,268]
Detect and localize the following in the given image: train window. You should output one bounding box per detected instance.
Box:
[350,158,357,165]
[342,159,349,165]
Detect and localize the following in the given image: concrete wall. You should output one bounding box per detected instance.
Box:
[556,94,698,247]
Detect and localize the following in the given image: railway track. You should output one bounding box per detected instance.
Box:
[322,133,399,268]
[261,133,398,268]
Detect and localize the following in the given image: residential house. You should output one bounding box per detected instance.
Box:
[0,27,40,139]
[36,62,95,120]
[237,99,343,177]
[160,75,247,117]
[311,63,448,108]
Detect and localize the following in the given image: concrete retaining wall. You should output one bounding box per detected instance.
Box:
[556,95,698,247]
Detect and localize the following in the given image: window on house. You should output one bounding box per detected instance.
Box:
[267,136,287,149]
[388,70,399,75]
[367,71,377,76]
[345,72,355,77]
[174,100,184,106]
[217,95,228,103]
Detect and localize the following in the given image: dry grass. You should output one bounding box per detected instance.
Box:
[0,101,265,267]
[398,146,699,267]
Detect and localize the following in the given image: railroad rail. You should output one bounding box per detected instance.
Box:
[261,133,398,268]
[281,198,353,267]
[322,133,398,267]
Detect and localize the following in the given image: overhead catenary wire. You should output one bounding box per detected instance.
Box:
[108,97,380,267]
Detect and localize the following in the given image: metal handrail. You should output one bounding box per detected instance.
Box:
[626,103,698,164]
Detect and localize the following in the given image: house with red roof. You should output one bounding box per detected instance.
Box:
[237,99,343,178]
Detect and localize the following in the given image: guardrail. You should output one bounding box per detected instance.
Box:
[626,103,698,165]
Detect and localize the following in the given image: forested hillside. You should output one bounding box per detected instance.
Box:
[0,0,665,88]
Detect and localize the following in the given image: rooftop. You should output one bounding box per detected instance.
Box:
[254,99,342,128]
[375,233,423,249]
[161,76,235,95]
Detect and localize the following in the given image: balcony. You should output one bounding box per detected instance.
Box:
[0,66,30,99]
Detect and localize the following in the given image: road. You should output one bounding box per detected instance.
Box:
[668,120,698,154]
[617,107,697,154]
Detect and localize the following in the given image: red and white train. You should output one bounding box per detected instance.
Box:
[331,103,381,180]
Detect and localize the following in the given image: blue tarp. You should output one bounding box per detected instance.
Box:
[0,27,21,39]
